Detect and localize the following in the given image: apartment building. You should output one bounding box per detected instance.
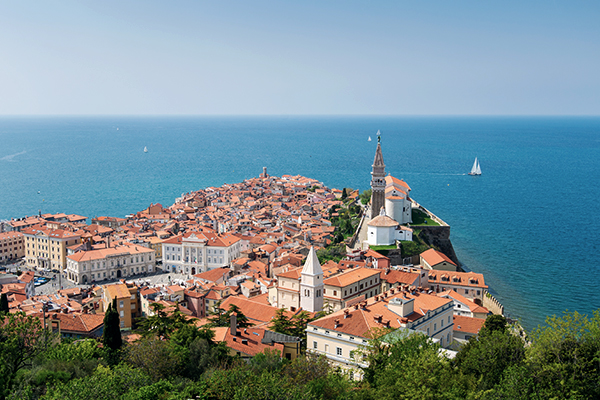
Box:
[22,225,82,271]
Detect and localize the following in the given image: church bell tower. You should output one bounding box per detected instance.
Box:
[370,135,386,219]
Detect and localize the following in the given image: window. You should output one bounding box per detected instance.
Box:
[119,310,124,318]
[119,301,124,308]
[120,321,125,328]
[448,316,451,323]
[313,341,318,349]
[336,347,342,356]
[465,289,469,294]
[333,290,337,296]
[434,323,437,331]
[325,330,330,335]
[131,303,135,309]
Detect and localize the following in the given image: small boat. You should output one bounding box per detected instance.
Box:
[368,136,372,141]
[468,157,482,176]
[144,146,148,153]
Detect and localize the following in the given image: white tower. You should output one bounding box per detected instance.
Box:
[300,246,324,312]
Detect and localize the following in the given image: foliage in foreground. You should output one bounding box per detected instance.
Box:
[2,310,600,400]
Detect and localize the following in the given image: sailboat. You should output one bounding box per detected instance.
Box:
[144,146,148,153]
[368,136,372,141]
[468,157,481,176]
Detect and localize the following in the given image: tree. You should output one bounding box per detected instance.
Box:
[479,314,508,336]
[137,302,193,339]
[172,222,180,235]
[124,337,184,382]
[0,293,8,313]
[356,329,472,399]
[271,308,295,336]
[360,189,372,205]
[41,364,152,400]
[454,315,525,392]
[341,188,348,200]
[208,303,253,328]
[0,312,47,399]
[102,299,122,365]
[525,310,600,399]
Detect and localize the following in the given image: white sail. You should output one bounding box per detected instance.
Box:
[144,146,148,153]
[469,157,481,175]
[368,136,372,141]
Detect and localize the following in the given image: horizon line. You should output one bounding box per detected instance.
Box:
[1,114,599,118]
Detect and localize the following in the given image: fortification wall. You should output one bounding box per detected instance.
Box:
[483,292,505,315]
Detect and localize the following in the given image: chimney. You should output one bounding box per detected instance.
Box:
[230,313,237,336]
[334,318,340,328]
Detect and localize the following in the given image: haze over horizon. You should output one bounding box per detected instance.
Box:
[1,1,599,116]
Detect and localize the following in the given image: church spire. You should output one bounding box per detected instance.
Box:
[370,133,386,219]
[300,246,324,312]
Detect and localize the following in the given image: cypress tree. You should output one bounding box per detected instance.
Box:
[103,298,122,352]
[0,293,9,313]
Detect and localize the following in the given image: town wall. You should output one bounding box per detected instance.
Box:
[483,292,505,315]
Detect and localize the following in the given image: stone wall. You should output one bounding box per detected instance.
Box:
[483,292,505,316]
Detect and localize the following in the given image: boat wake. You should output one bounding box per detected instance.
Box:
[1,150,27,162]
[409,172,467,176]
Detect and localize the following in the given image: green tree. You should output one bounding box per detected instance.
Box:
[271,308,295,336]
[341,188,348,200]
[124,337,184,382]
[41,364,152,400]
[102,300,122,352]
[0,293,9,313]
[357,329,472,399]
[525,310,600,400]
[454,315,525,392]
[480,314,508,336]
[0,312,47,400]
[136,302,193,339]
[208,303,253,328]
[360,189,372,205]
[317,244,346,264]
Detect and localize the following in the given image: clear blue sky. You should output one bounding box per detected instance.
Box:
[1,1,598,115]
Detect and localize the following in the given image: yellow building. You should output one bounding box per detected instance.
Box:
[101,282,140,330]
[22,225,82,271]
[0,231,25,262]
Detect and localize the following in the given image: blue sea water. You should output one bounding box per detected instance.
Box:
[1,116,599,330]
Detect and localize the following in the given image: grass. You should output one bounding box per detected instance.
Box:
[410,209,440,226]
[369,245,397,251]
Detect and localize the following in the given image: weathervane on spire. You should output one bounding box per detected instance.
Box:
[377,129,381,143]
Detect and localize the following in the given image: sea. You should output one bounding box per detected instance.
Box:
[1,116,599,331]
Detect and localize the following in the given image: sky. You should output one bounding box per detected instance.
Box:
[0,1,599,115]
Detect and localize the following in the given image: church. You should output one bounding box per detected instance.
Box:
[367,137,413,246]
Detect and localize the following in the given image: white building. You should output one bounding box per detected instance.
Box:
[367,208,413,246]
[66,243,155,284]
[161,231,241,275]
[307,288,454,377]
[384,175,412,224]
